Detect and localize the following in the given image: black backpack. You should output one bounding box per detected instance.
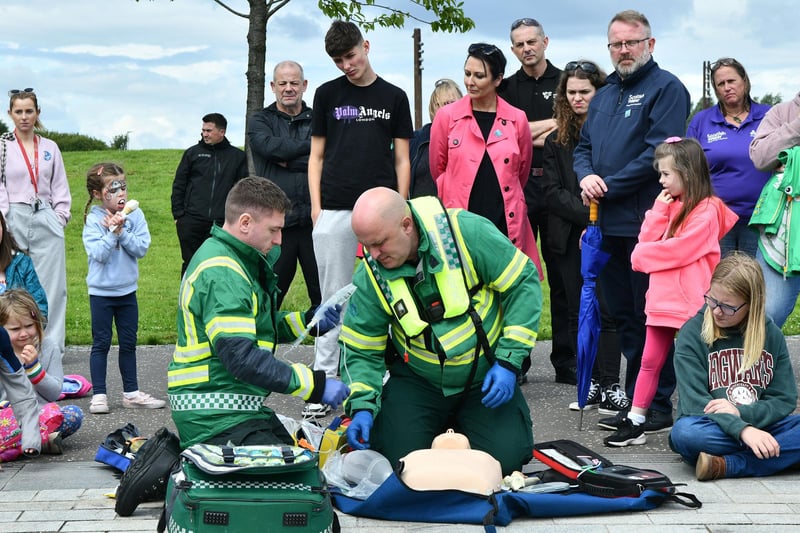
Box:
[115,427,181,516]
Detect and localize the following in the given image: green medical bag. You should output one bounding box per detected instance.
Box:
[160,444,337,533]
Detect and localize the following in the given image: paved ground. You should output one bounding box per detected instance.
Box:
[1,338,799,532]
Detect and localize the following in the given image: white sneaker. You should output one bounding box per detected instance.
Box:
[301,402,331,419]
[90,394,110,414]
[122,391,166,409]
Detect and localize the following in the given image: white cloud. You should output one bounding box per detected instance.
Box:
[52,44,207,61]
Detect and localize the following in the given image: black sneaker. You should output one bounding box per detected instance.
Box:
[569,380,601,411]
[597,409,627,430]
[643,409,673,434]
[598,383,631,415]
[603,418,647,447]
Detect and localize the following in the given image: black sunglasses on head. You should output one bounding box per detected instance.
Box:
[564,61,598,74]
[511,18,541,31]
[8,88,34,98]
[468,43,500,56]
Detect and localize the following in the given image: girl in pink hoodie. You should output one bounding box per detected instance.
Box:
[605,137,738,447]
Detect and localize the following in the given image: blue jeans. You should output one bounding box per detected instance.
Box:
[720,218,759,258]
[757,249,800,328]
[89,292,139,395]
[670,415,800,477]
[599,236,676,414]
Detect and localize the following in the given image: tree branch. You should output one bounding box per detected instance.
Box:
[267,0,292,18]
[213,0,248,18]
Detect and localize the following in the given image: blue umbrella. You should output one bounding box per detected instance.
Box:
[576,202,610,430]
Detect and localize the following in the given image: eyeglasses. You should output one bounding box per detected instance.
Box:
[704,294,747,316]
[8,88,34,97]
[511,18,541,31]
[435,79,450,87]
[564,61,598,74]
[468,43,500,56]
[607,38,648,51]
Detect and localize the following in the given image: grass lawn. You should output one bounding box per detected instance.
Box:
[60,149,797,345]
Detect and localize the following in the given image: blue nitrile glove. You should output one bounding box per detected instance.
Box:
[321,378,350,409]
[481,362,516,409]
[314,304,342,336]
[346,411,373,450]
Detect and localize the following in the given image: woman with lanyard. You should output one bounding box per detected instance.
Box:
[1,89,71,354]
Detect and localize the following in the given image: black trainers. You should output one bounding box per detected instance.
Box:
[598,383,631,415]
[643,409,673,434]
[569,380,601,411]
[115,427,181,517]
[597,409,627,430]
[603,418,647,447]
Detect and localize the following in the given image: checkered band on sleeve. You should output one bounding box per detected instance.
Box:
[168,393,265,412]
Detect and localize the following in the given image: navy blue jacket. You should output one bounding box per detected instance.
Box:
[573,59,690,237]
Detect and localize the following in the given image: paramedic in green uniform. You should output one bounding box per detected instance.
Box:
[168,177,349,448]
[341,187,542,474]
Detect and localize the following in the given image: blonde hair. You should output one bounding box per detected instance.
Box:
[0,288,46,345]
[428,79,462,121]
[700,253,766,374]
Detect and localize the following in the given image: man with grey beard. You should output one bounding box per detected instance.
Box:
[573,9,690,434]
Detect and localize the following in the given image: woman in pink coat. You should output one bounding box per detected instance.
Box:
[605,137,738,448]
[430,43,542,277]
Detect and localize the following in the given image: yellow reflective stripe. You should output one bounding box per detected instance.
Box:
[438,317,475,352]
[492,249,528,292]
[403,341,477,367]
[284,311,305,337]
[172,343,212,364]
[167,365,209,388]
[180,256,251,346]
[340,325,387,351]
[504,325,538,347]
[289,363,315,401]
[207,315,256,343]
[256,339,277,352]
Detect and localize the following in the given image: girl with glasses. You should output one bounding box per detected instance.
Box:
[604,137,738,447]
[670,253,800,481]
[1,89,71,355]
[430,43,542,276]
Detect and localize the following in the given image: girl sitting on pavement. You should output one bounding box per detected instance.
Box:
[0,289,81,458]
[604,137,738,447]
[670,253,800,480]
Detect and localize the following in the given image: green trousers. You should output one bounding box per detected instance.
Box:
[371,361,534,475]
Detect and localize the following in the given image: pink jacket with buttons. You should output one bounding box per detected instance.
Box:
[429,95,542,278]
[632,196,738,329]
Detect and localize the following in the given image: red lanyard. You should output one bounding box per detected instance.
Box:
[15,132,39,194]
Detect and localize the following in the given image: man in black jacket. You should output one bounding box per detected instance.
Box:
[247,60,321,311]
[171,113,247,275]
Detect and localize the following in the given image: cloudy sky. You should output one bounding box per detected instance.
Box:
[1,0,797,150]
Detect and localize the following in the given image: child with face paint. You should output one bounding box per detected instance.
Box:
[82,163,164,414]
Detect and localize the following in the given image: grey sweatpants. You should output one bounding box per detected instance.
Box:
[311,209,358,378]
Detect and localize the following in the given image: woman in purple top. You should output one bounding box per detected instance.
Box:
[686,58,771,257]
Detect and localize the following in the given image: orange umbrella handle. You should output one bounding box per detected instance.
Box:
[589,202,598,223]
